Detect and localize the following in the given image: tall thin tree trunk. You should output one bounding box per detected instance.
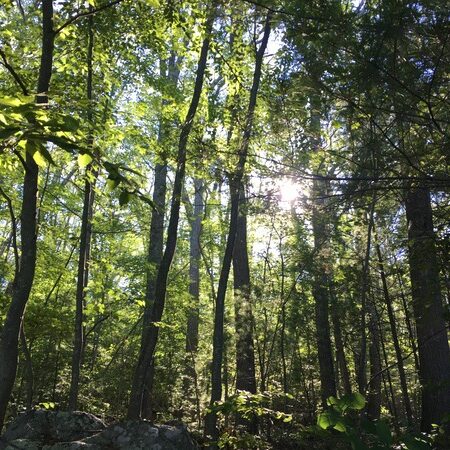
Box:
[0,0,54,431]
[184,178,204,412]
[140,54,181,419]
[127,6,216,419]
[356,198,375,394]
[19,325,33,411]
[310,96,336,404]
[367,297,381,420]
[396,269,420,372]
[233,183,257,432]
[375,232,413,425]
[405,186,450,432]
[204,13,271,445]
[329,283,352,395]
[69,13,95,410]
[279,241,288,395]
[378,314,400,431]
[186,179,204,358]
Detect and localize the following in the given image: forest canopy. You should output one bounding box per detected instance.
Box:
[0,0,449,449]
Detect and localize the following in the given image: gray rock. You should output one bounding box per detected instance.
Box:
[1,411,197,450]
[4,439,41,450]
[79,420,197,449]
[3,411,105,444]
[43,442,100,450]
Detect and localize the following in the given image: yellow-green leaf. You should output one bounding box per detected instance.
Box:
[0,96,21,107]
[78,153,93,168]
[33,150,47,167]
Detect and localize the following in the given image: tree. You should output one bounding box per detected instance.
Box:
[69,11,96,411]
[233,182,257,430]
[405,186,450,431]
[204,10,271,444]
[127,3,217,419]
[0,0,54,430]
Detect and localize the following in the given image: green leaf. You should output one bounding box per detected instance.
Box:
[334,420,347,432]
[340,393,366,411]
[317,410,339,429]
[62,115,79,131]
[78,152,93,168]
[25,140,46,167]
[106,178,120,191]
[119,190,130,206]
[327,396,338,407]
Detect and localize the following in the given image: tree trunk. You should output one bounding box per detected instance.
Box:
[183,178,204,416]
[204,13,271,445]
[375,234,413,425]
[140,54,182,420]
[367,297,381,420]
[19,325,34,411]
[329,283,352,395]
[0,0,54,431]
[233,183,257,432]
[396,269,420,372]
[356,198,375,394]
[310,98,336,405]
[405,186,450,431]
[127,6,215,419]
[69,13,95,410]
[378,313,400,431]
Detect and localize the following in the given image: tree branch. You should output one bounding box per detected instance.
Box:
[55,0,127,34]
[0,184,19,274]
[0,48,29,95]
[240,0,332,22]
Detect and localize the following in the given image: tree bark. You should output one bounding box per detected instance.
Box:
[127,6,216,419]
[0,0,54,431]
[405,186,450,431]
[140,54,181,420]
[378,313,400,431]
[309,96,336,405]
[69,13,95,410]
[186,179,204,359]
[367,297,382,420]
[233,183,257,432]
[183,178,204,421]
[204,12,271,445]
[356,198,375,394]
[375,232,413,425]
[329,283,352,395]
[19,324,34,411]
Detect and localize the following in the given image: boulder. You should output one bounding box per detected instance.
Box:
[80,420,198,449]
[2,410,105,444]
[1,411,198,450]
[4,439,41,449]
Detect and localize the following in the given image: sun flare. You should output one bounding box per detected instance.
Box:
[278,178,300,208]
